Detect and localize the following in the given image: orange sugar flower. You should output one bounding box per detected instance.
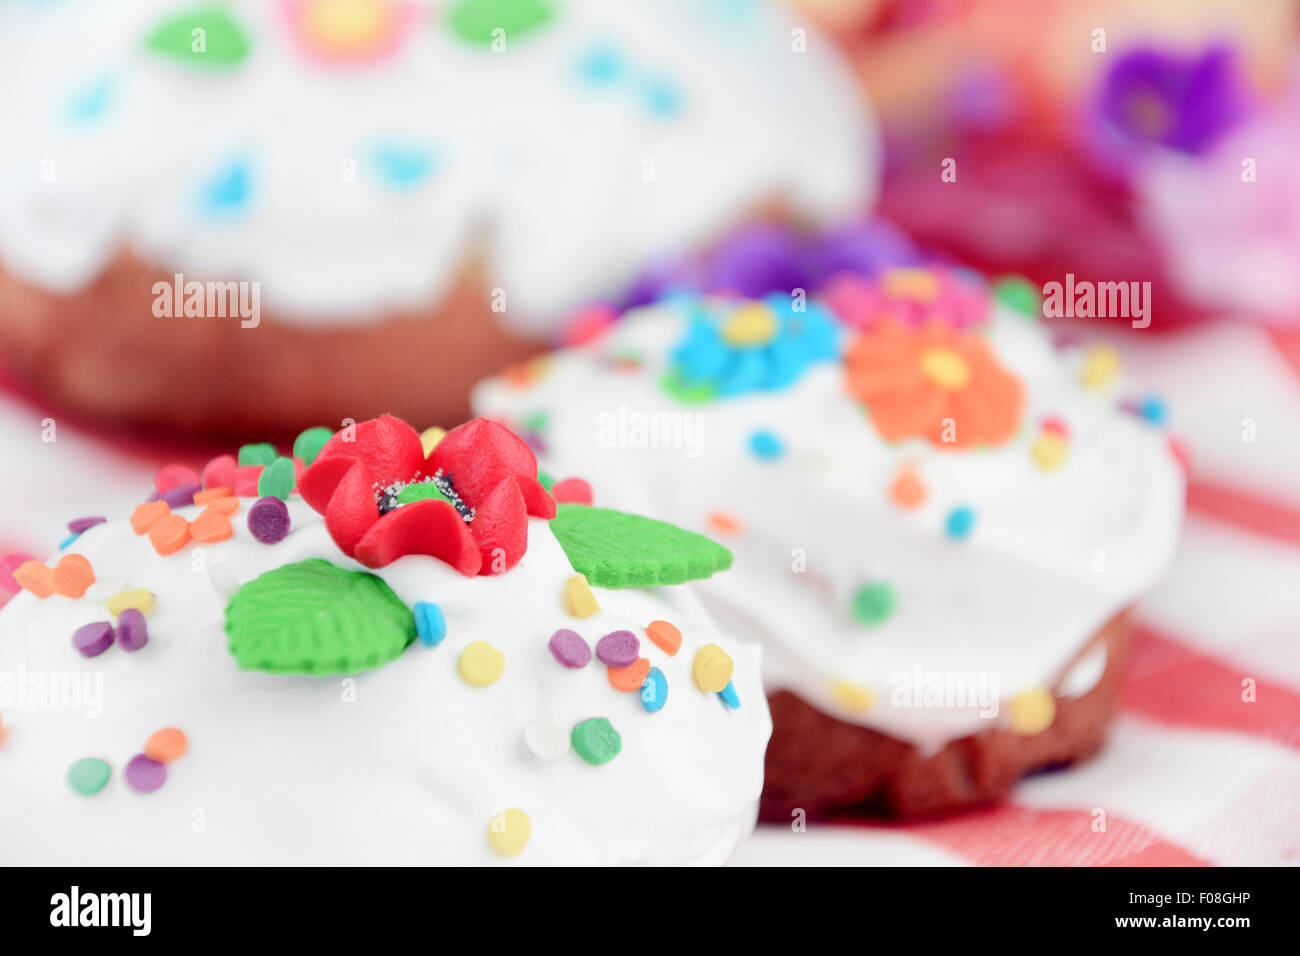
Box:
[846,320,1024,449]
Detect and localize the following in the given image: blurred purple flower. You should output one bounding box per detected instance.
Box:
[1095,44,1248,157]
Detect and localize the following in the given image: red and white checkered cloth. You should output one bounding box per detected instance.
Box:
[2,321,1297,866]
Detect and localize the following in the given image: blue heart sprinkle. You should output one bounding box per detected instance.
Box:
[66,76,113,122]
[576,42,626,86]
[201,158,252,212]
[372,143,436,189]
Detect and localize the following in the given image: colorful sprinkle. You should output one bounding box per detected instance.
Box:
[945,506,976,541]
[57,533,79,551]
[159,482,201,508]
[717,681,741,709]
[576,42,626,85]
[72,621,115,658]
[640,667,668,713]
[993,275,1040,318]
[52,554,95,598]
[116,608,149,652]
[155,463,201,495]
[564,574,600,618]
[292,426,334,466]
[1080,344,1121,390]
[144,727,188,763]
[1010,687,1057,735]
[0,552,36,592]
[889,467,927,509]
[608,656,650,693]
[107,589,155,619]
[524,720,571,761]
[692,644,733,693]
[550,477,593,506]
[458,640,505,687]
[1031,432,1070,471]
[1137,394,1169,427]
[707,511,743,535]
[207,564,240,601]
[645,620,682,656]
[66,516,107,535]
[487,808,531,857]
[202,157,253,213]
[448,0,554,47]
[124,753,167,794]
[237,443,277,467]
[256,456,296,500]
[201,454,237,490]
[145,6,251,67]
[149,512,191,555]
[199,494,240,515]
[248,496,291,544]
[372,141,436,189]
[233,465,265,497]
[189,506,234,543]
[67,758,111,796]
[851,581,896,627]
[413,601,446,647]
[595,629,639,668]
[829,680,875,714]
[13,561,54,598]
[748,429,784,460]
[571,717,621,765]
[547,628,590,668]
[130,500,171,535]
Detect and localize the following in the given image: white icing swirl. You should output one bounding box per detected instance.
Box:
[0,0,873,331]
[0,502,770,864]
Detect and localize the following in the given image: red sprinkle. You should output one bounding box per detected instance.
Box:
[155,462,201,495]
[233,465,264,497]
[0,552,35,593]
[1040,416,1069,438]
[551,477,593,506]
[201,454,237,490]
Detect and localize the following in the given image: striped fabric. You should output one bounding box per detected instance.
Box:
[2,321,1297,866]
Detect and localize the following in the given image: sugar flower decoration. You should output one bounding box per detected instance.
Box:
[282,0,416,64]
[299,415,555,574]
[665,295,840,400]
[846,320,1023,448]
[824,266,990,332]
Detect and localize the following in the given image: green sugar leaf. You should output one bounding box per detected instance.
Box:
[145,6,251,67]
[548,505,732,588]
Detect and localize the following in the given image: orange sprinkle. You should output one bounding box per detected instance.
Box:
[202,496,241,516]
[608,657,651,693]
[149,513,191,555]
[51,554,95,598]
[189,507,233,543]
[707,511,743,535]
[193,486,234,506]
[13,561,54,598]
[130,500,171,535]
[645,620,682,656]
[890,467,927,509]
[144,727,188,763]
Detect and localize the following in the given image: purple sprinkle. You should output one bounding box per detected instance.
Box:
[72,621,114,658]
[248,496,290,544]
[124,753,167,794]
[548,628,591,669]
[66,516,106,534]
[595,630,639,668]
[116,607,148,652]
[160,482,201,508]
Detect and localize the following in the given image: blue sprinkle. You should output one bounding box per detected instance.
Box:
[748,429,784,461]
[413,602,446,647]
[718,681,741,709]
[1139,395,1169,427]
[66,75,113,122]
[640,666,668,713]
[576,42,626,86]
[945,506,976,541]
[201,157,252,213]
[372,142,436,189]
[58,532,80,551]
[641,77,684,118]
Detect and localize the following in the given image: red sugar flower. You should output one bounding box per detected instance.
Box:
[298,416,555,574]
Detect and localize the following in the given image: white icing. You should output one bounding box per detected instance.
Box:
[0,501,770,864]
[473,299,1185,754]
[1056,641,1107,699]
[0,0,873,332]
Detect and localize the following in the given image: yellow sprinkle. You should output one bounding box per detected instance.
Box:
[882,267,941,302]
[721,303,778,346]
[565,574,600,618]
[1031,432,1070,471]
[920,347,971,390]
[419,426,446,457]
[1010,687,1056,735]
[829,680,875,715]
[106,588,155,619]
[692,644,734,693]
[487,808,531,857]
[458,641,505,687]
[1080,344,1121,390]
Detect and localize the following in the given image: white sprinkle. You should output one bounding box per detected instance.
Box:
[208,563,239,601]
[83,575,126,603]
[524,720,570,762]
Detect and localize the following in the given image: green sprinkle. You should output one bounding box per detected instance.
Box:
[536,470,555,492]
[394,481,452,507]
[571,717,621,765]
[522,410,549,433]
[851,581,896,627]
[144,6,251,67]
[292,426,334,466]
[660,372,718,405]
[993,276,1041,320]
[238,442,277,467]
[67,758,111,796]
[257,456,295,500]
[447,0,553,47]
